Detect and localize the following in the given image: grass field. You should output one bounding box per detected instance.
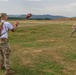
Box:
[1,20,76,75]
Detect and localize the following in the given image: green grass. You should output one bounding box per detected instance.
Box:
[1,20,76,75]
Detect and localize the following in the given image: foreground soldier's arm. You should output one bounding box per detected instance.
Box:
[11,20,19,32]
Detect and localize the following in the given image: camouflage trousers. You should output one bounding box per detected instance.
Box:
[70,28,76,36]
[0,38,10,70]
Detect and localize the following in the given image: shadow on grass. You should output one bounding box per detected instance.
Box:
[69,35,76,38]
[12,65,46,75]
[11,60,64,75]
[13,66,60,75]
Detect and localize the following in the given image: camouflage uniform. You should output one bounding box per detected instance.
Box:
[69,24,76,37]
[0,38,10,70]
[0,13,18,75]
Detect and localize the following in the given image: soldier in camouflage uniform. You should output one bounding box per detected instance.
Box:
[0,13,19,75]
[69,23,76,37]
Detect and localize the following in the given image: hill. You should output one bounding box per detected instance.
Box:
[8,14,68,20]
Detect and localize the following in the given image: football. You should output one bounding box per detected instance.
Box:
[26,13,32,19]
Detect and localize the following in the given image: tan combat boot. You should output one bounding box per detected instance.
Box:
[5,69,15,75]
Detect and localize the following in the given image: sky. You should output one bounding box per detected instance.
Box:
[0,0,76,17]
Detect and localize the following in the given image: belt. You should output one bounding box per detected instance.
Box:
[0,38,8,44]
[0,38,7,40]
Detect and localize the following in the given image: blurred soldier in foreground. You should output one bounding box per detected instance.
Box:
[0,13,19,75]
[69,23,76,37]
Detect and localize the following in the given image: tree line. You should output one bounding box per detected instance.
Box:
[8,17,51,20]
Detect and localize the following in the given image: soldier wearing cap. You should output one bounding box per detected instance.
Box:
[0,13,19,75]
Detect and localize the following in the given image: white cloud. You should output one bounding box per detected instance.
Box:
[0,0,8,1]
[27,0,43,1]
[0,0,76,17]
[30,3,76,17]
[67,3,76,9]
